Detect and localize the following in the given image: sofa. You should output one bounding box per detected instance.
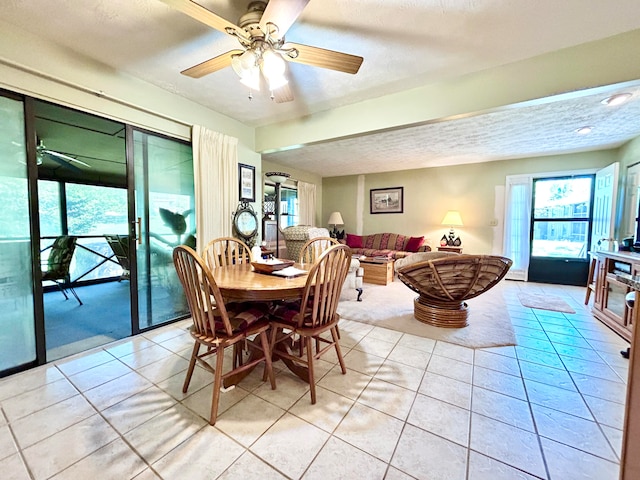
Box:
[345,232,431,259]
[282,225,364,301]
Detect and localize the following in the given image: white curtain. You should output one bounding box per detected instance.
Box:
[297,181,316,226]
[192,125,238,253]
[503,175,532,281]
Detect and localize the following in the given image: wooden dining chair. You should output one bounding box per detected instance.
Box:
[299,236,339,265]
[172,245,276,425]
[202,237,252,270]
[269,244,351,404]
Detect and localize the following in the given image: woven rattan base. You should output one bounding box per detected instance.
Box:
[413,297,469,328]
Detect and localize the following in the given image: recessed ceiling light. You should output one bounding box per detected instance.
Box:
[576,126,593,135]
[601,93,632,106]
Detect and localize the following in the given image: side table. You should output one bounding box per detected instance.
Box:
[437,246,463,253]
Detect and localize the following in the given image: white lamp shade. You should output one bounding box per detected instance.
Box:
[265,171,290,184]
[441,210,463,227]
[327,211,344,226]
[261,49,286,78]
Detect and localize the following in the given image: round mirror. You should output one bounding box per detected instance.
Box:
[232,202,258,245]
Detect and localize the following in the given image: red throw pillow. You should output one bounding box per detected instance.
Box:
[346,234,363,248]
[406,236,425,252]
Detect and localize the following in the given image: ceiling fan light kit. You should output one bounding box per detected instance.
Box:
[161,0,363,102]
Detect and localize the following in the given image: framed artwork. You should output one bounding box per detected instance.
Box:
[238,163,255,202]
[370,186,404,214]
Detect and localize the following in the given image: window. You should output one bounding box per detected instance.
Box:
[38,180,128,282]
[530,176,593,259]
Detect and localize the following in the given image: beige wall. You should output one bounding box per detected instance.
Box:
[323,150,617,254]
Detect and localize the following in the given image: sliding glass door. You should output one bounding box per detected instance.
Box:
[130,128,194,330]
[0,93,37,372]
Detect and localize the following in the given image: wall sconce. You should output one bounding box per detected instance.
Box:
[441,210,463,246]
[327,211,345,239]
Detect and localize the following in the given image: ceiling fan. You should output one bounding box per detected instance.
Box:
[36,139,91,172]
[160,0,364,102]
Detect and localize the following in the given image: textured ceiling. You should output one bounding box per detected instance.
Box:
[2,0,640,177]
[264,85,640,176]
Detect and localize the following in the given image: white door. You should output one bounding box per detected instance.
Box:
[591,162,619,251]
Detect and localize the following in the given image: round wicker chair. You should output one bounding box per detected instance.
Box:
[395,253,512,328]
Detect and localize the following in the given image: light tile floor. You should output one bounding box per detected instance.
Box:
[0,280,630,479]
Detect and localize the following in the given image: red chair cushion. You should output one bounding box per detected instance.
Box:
[214,302,268,333]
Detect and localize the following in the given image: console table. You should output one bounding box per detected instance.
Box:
[589,250,640,341]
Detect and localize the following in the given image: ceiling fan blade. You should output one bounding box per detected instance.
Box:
[44,149,91,168]
[159,0,243,36]
[283,42,363,74]
[45,154,83,174]
[260,0,310,38]
[273,83,294,103]
[181,49,244,78]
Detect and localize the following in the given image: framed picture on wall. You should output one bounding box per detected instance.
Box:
[370,186,403,214]
[238,163,255,202]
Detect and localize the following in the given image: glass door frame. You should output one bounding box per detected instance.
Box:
[125,125,192,335]
[0,93,46,377]
[528,174,596,285]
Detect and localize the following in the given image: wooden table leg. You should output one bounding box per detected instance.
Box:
[223,327,310,387]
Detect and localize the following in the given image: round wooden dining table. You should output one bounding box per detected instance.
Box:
[213,262,310,302]
[213,262,312,387]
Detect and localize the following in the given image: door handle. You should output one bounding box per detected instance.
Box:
[132,217,142,245]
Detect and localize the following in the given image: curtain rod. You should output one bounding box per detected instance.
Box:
[0,57,192,129]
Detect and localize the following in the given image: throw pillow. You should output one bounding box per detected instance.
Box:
[406,236,425,252]
[346,234,363,248]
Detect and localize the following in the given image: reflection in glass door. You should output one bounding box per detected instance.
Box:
[0,94,37,372]
[131,128,194,330]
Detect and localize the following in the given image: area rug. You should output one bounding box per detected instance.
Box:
[337,281,516,349]
[517,292,575,314]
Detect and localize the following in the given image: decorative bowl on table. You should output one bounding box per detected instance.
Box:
[251,259,295,274]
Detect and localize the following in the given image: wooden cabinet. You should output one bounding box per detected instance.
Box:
[591,251,640,341]
[360,259,395,285]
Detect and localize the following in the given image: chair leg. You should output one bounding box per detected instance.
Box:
[331,327,347,374]
[182,342,200,393]
[259,330,276,390]
[209,346,225,426]
[54,281,69,300]
[306,336,316,404]
[67,285,83,306]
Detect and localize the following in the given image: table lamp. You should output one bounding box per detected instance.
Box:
[441,210,463,246]
[327,211,345,239]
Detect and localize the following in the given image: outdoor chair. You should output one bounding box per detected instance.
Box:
[41,235,82,305]
[105,234,130,281]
